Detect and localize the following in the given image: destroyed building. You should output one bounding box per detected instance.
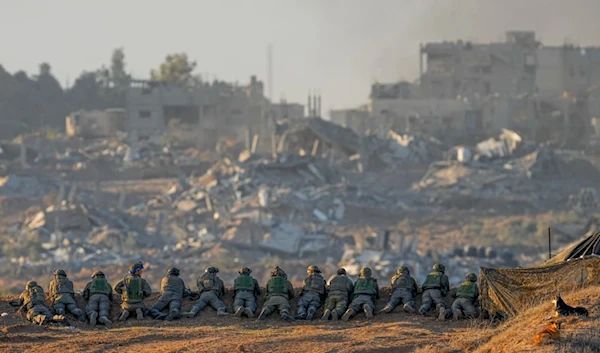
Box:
[65,109,126,139]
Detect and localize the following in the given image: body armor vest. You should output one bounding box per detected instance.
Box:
[26,286,46,306]
[200,273,218,291]
[161,275,184,295]
[329,275,350,294]
[304,274,325,294]
[90,277,111,296]
[55,276,74,294]
[456,281,477,299]
[392,274,412,290]
[267,276,288,299]
[422,271,442,290]
[123,276,144,304]
[234,274,255,291]
[354,278,376,295]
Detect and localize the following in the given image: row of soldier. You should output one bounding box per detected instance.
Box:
[10,261,480,326]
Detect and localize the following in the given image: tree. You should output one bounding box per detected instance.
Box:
[39,62,51,76]
[150,53,201,88]
[110,48,130,89]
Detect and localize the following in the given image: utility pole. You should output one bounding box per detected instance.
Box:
[267,43,273,101]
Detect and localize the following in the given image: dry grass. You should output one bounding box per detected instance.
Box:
[415,285,600,353]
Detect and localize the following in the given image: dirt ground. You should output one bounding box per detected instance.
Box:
[0,287,471,353]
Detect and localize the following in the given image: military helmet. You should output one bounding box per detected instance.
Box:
[168,267,180,276]
[271,266,287,278]
[205,266,219,274]
[129,261,144,272]
[466,272,477,282]
[433,263,445,273]
[307,265,321,273]
[360,267,372,277]
[397,265,409,274]
[53,269,67,277]
[239,267,252,275]
[337,268,347,275]
[26,280,38,289]
[91,271,105,278]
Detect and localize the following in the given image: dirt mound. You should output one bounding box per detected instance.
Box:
[416,285,600,353]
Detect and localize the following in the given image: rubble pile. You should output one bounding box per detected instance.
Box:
[569,188,600,210]
[281,118,443,169]
[0,175,51,197]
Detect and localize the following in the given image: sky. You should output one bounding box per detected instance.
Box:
[1,0,600,112]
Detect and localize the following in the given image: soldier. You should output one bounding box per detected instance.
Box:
[233,267,261,318]
[321,268,353,321]
[10,281,65,325]
[295,265,326,320]
[82,271,113,326]
[341,267,379,321]
[114,262,154,321]
[183,266,229,318]
[48,269,85,322]
[379,265,418,314]
[419,263,450,321]
[257,266,295,322]
[451,272,479,320]
[149,267,187,321]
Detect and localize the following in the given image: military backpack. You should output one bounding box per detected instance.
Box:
[123,276,144,304]
[422,271,442,290]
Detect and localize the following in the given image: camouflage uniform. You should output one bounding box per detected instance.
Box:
[48,269,85,321]
[295,265,326,320]
[183,266,228,317]
[380,266,418,314]
[149,267,187,321]
[114,262,153,321]
[451,273,479,320]
[419,263,450,321]
[321,268,353,321]
[14,281,65,325]
[233,267,261,318]
[258,266,295,322]
[341,268,380,321]
[82,271,113,326]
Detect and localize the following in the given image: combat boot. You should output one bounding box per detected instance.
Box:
[331,310,339,321]
[89,312,98,326]
[165,314,174,321]
[136,308,144,320]
[258,308,268,321]
[182,306,199,318]
[378,305,392,314]
[453,309,463,321]
[118,310,129,321]
[234,307,244,318]
[217,307,229,316]
[282,313,295,323]
[294,311,306,320]
[77,311,86,322]
[52,314,65,322]
[341,309,355,322]
[98,316,112,325]
[55,308,65,316]
[419,307,428,316]
[403,304,416,314]
[364,304,374,319]
[244,308,254,318]
[321,309,331,321]
[306,307,316,321]
[437,306,446,321]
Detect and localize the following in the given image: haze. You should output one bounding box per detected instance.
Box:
[1,0,599,111]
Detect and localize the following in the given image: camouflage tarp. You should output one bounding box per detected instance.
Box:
[479,256,600,318]
[542,231,600,266]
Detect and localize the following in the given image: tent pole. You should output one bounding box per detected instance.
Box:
[548,227,552,260]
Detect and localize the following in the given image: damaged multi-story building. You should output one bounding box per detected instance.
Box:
[124,75,305,150]
[354,31,600,149]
